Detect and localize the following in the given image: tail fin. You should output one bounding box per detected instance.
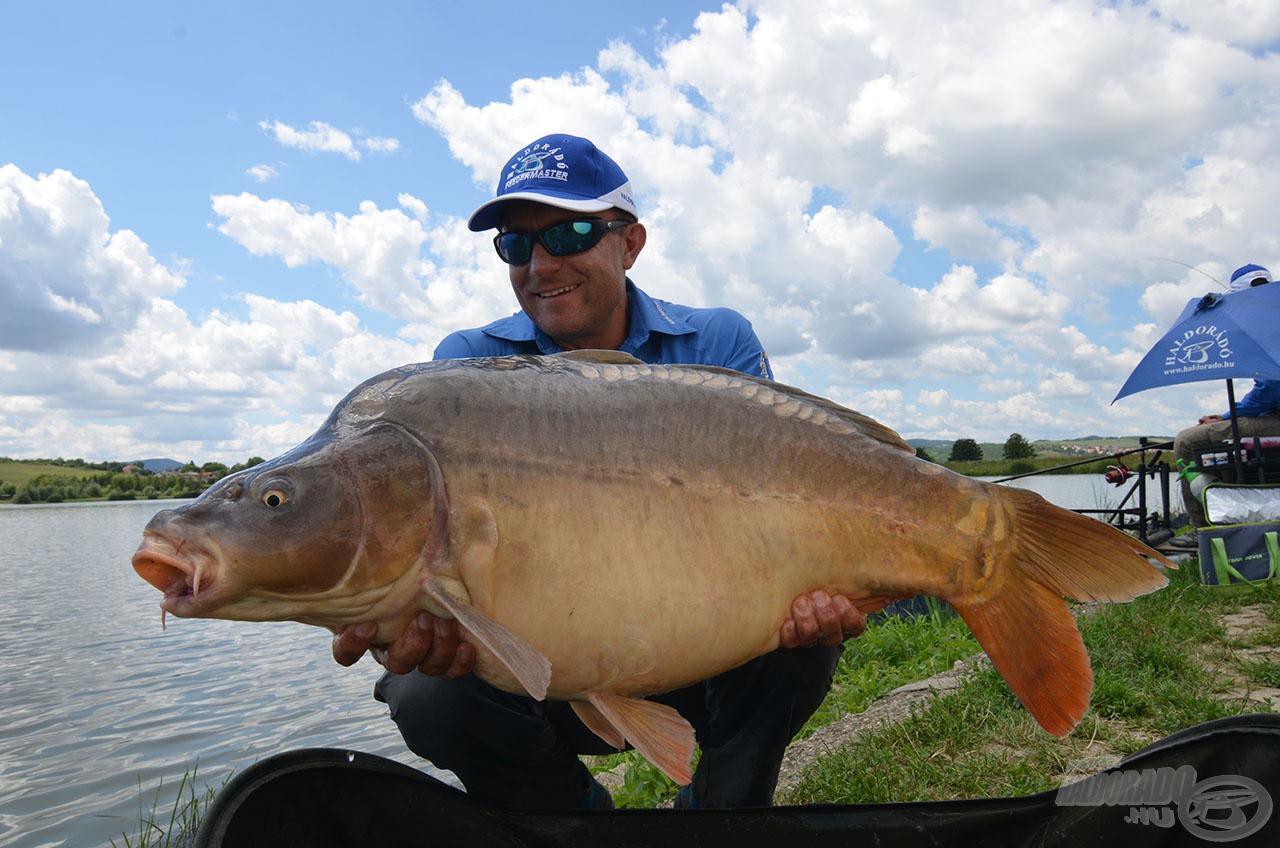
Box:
[952,488,1171,736]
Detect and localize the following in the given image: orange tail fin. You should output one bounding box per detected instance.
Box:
[952,488,1172,736]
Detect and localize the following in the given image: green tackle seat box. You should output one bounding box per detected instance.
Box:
[1196,522,1280,588]
[1196,481,1280,587]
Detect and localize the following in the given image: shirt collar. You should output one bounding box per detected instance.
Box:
[480,280,696,354]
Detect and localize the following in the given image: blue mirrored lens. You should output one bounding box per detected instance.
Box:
[542,220,600,255]
[495,233,533,264]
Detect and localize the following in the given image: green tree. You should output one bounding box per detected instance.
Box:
[915,447,936,463]
[201,462,229,479]
[1002,433,1035,460]
[948,438,983,462]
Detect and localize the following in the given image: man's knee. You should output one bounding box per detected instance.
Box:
[376,671,469,761]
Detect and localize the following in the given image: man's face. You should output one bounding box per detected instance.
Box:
[501,200,646,351]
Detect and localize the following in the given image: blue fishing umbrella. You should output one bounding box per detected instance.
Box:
[1114,281,1280,480]
[1114,281,1280,404]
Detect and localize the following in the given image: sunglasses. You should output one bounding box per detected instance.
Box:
[493,218,630,265]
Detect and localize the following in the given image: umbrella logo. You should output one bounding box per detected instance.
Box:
[1165,325,1233,371]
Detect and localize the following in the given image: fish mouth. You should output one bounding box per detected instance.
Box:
[132,535,218,625]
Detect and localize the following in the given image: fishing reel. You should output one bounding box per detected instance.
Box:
[1103,462,1132,487]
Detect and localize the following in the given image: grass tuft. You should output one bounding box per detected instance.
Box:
[111,765,226,848]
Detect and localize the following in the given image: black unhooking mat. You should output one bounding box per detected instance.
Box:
[193,714,1280,847]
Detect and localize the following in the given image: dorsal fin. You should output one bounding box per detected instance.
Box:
[556,351,913,455]
[675,363,915,455]
[557,349,645,365]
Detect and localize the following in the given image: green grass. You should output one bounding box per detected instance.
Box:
[786,562,1280,804]
[801,604,978,733]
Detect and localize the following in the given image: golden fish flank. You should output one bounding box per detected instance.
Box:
[132,350,1171,787]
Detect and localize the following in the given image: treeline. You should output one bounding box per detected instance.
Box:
[0,457,265,505]
[6,473,206,504]
[914,433,1036,464]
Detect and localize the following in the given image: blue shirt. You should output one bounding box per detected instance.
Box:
[432,280,773,378]
[1224,380,1280,419]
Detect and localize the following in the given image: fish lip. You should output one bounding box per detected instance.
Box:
[132,534,219,616]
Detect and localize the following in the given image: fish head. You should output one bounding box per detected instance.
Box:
[132,422,446,626]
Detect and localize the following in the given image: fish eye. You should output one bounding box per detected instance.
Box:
[262,489,290,508]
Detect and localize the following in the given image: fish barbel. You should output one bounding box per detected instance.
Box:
[132,351,1171,784]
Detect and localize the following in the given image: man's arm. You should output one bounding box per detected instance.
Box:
[1224,380,1280,419]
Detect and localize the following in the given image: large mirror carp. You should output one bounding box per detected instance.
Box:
[133,351,1171,784]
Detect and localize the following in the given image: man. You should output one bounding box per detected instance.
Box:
[1171,263,1280,544]
[331,134,866,809]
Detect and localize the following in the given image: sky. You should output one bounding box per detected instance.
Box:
[3,0,1280,464]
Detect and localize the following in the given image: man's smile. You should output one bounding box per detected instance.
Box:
[536,284,581,299]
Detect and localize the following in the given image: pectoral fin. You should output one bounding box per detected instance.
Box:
[586,692,695,786]
[423,577,552,701]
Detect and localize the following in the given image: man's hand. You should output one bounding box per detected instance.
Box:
[331,613,476,678]
[1198,414,1224,425]
[779,590,866,649]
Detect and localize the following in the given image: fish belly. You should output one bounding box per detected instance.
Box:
[444,459,972,701]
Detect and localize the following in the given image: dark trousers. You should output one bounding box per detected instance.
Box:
[374,643,842,810]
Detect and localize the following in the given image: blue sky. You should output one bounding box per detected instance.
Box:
[3,1,1280,463]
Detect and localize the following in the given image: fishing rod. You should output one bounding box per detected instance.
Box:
[1146,258,1226,290]
[993,439,1174,483]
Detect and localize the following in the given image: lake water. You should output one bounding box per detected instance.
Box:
[979,471,1185,515]
[0,500,428,848]
[0,473,1175,846]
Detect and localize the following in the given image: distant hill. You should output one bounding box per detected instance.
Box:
[134,458,183,473]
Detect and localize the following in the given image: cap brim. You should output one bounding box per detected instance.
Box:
[467,192,616,232]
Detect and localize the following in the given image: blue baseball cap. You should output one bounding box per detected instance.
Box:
[467,134,638,232]
[1229,263,1271,292]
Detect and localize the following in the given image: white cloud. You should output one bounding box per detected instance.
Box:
[0,165,445,463]
[246,164,279,182]
[1153,0,1280,48]
[209,192,514,339]
[260,119,361,160]
[361,136,401,154]
[259,120,402,161]
[0,164,185,354]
